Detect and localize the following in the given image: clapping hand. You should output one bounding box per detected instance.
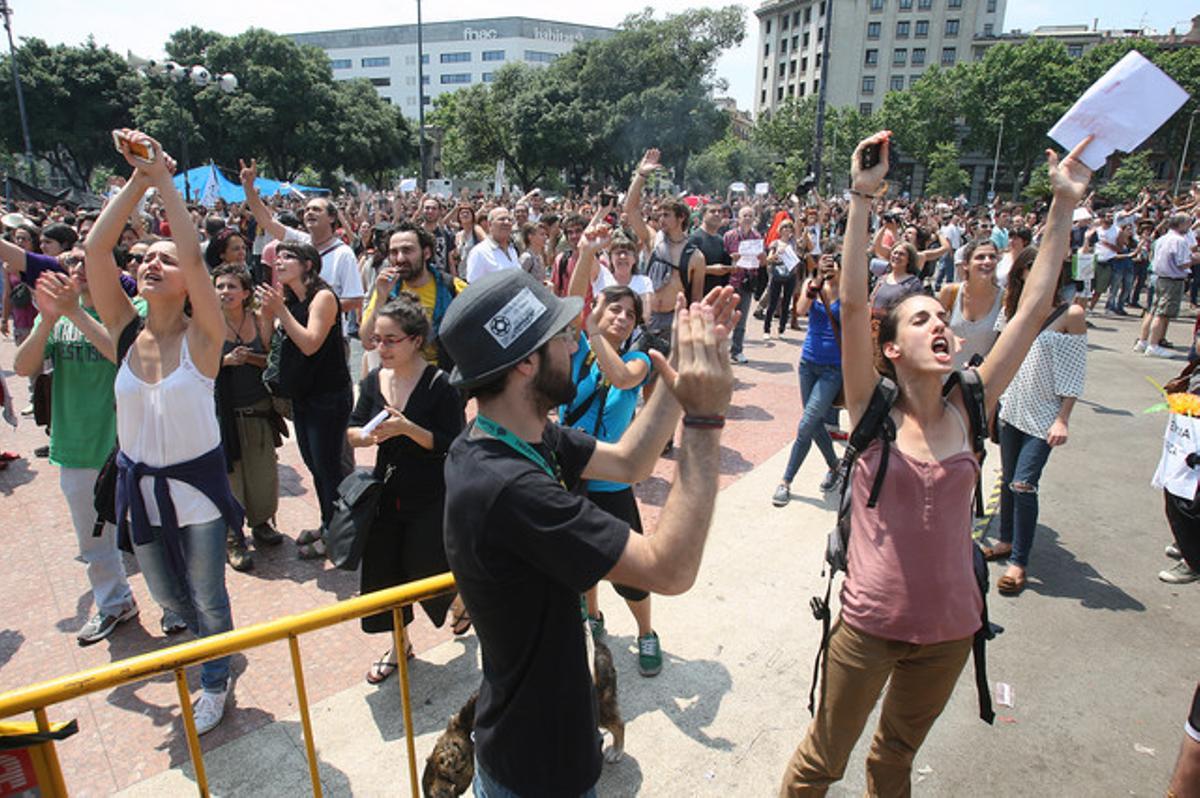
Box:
[34,271,80,321]
[255,283,285,317]
[650,287,739,417]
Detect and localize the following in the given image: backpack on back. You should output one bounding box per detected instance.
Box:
[808,368,1000,725]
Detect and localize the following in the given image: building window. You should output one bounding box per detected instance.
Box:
[422,54,429,65]
[790,59,798,75]
[370,77,391,87]
[948,0,961,7]
[406,76,416,86]
[890,75,905,91]
[896,21,910,38]
[865,49,879,66]
[918,0,931,7]
[440,73,471,84]
[801,56,808,71]
[945,19,960,37]
[862,75,876,94]
[406,96,415,106]
[761,89,767,106]
[893,48,907,66]
[422,96,430,105]
[779,62,786,78]
[867,22,881,39]
[792,35,799,50]
[782,13,789,30]
[422,75,430,85]
[361,56,390,68]
[330,58,351,69]
[1068,44,1084,57]
[818,27,824,42]
[860,102,873,115]
[805,7,812,23]
[762,66,769,81]
[871,0,884,10]
[787,84,795,97]
[803,31,810,48]
[764,42,771,57]
[898,0,912,9]
[799,82,807,97]
[441,52,471,63]
[482,72,495,82]
[915,20,929,38]
[793,11,801,26]
[816,53,822,68]
[781,39,788,54]
[910,75,921,88]
[482,50,505,61]
[778,85,785,101]
[765,19,772,34]
[524,51,557,63]
[820,1,826,16]
[987,0,996,10]
[984,23,994,36]
[405,55,415,66]
[912,47,926,65]
[942,47,957,65]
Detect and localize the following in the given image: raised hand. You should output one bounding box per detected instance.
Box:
[1047,135,1095,205]
[239,158,258,188]
[850,131,892,196]
[636,149,662,178]
[648,292,734,418]
[579,223,612,253]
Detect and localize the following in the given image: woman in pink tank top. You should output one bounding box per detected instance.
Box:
[779,131,1095,797]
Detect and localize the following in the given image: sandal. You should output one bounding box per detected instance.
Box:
[296,528,323,546]
[451,608,472,636]
[366,656,398,685]
[982,544,1013,562]
[297,538,326,560]
[996,572,1026,596]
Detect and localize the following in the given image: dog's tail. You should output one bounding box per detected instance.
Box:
[454,691,478,732]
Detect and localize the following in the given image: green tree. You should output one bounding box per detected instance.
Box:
[753,96,817,190]
[923,141,970,197]
[0,37,139,189]
[1021,161,1053,202]
[685,134,773,192]
[877,64,971,167]
[1098,150,1154,202]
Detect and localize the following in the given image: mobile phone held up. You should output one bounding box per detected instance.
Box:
[112,130,156,165]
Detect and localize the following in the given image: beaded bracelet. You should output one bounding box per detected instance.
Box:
[848,188,881,200]
[682,415,726,429]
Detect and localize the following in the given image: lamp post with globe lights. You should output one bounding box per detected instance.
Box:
[129,54,237,200]
[0,0,35,185]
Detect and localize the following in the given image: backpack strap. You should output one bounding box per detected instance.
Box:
[943,368,989,516]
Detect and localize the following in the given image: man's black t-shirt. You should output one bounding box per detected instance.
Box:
[429,224,457,272]
[444,421,630,796]
[690,228,731,294]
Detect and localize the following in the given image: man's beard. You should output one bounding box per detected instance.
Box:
[530,349,576,415]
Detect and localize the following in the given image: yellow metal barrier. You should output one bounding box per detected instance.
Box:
[0,571,458,797]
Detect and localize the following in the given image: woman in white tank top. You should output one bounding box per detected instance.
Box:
[84,130,241,737]
[938,238,1003,369]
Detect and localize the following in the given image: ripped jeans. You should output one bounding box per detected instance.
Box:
[997,420,1054,568]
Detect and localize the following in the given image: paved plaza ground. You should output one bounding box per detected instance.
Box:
[1,309,1197,796]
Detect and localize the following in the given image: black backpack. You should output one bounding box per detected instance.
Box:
[808,368,1000,725]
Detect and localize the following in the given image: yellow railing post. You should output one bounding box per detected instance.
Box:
[173,668,209,797]
[392,609,420,797]
[32,707,68,797]
[288,634,323,798]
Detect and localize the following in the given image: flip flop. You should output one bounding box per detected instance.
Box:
[982,544,1013,562]
[297,539,326,560]
[451,608,472,636]
[366,657,398,685]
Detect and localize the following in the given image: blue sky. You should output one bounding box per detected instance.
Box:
[7,1,1197,110]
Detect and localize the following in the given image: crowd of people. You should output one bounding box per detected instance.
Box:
[1,125,1198,794]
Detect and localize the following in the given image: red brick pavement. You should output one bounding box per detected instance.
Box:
[0,324,812,794]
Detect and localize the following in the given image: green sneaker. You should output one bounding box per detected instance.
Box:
[637,631,662,677]
[587,612,606,640]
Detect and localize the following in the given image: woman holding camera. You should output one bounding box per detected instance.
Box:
[86,130,243,735]
[772,251,844,507]
[348,292,465,683]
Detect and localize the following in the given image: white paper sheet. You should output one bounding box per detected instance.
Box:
[1049,51,1189,170]
[1152,412,1200,500]
[754,182,770,196]
[737,238,763,269]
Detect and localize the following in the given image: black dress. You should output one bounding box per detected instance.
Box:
[352,364,465,633]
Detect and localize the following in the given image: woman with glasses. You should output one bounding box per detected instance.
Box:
[347,292,464,683]
[255,240,353,559]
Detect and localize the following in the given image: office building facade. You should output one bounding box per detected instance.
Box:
[753,0,1007,118]
[291,17,614,120]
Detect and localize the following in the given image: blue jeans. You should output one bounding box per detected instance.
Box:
[783,360,842,484]
[1107,257,1133,312]
[133,517,233,691]
[473,758,596,798]
[292,388,353,527]
[934,252,956,290]
[997,421,1054,568]
[730,284,753,356]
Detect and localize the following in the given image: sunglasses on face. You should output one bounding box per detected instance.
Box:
[127,253,145,264]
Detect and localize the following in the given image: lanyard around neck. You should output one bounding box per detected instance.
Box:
[474,414,563,487]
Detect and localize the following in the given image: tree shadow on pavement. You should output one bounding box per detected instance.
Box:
[1023,524,1145,611]
[727,404,774,422]
[0,629,24,671]
[608,634,734,752]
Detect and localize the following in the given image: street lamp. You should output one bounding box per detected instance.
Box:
[416,0,428,189]
[989,117,1004,199]
[129,55,237,200]
[1174,108,1199,197]
[0,0,35,186]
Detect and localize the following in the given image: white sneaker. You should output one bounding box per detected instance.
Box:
[1133,339,1147,353]
[193,687,229,735]
[763,332,772,341]
[1166,543,1183,560]
[1158,560,1200,584]
[1146,345,1175,358]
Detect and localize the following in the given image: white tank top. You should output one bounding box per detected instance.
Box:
[114,332,222,527]
[949,284,1003,370]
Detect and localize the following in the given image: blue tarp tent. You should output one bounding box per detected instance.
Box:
[172,163,327,204]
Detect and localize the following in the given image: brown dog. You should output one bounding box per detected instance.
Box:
[421,639,625,797]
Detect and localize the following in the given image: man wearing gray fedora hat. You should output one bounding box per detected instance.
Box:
[440,268,737,797]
